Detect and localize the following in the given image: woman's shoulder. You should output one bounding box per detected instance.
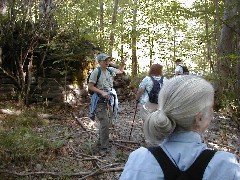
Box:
[127,146,163,170]
[210,150,239,170]
[128,146,155,161]
[213,151,239,162]
[204,151,240,179]
[121,147,164,179]
[130,147,149,155]
[141,76,152,83]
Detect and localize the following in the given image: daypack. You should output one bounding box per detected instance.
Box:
[87,67,112,95]
[147,76,164,104]
[179,64,189,75]
[148,146,216,180]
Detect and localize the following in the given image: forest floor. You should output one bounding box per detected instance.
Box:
[0,100,239,180]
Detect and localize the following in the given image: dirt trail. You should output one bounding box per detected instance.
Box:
[0,100,239,179]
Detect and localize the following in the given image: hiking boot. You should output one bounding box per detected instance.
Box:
[89,115,95,121]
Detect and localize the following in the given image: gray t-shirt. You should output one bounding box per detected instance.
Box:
[88,67,117,91]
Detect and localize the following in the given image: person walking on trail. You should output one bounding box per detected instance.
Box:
[135,64,168,118]
[174,59,184,76]
[88,53,126,153]
[120,76,240,180]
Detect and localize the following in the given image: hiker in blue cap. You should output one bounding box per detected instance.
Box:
[88,53,127,154]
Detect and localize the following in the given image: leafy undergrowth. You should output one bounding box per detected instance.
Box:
[0,100,239,179]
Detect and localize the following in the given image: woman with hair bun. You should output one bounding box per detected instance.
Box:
[120,75,240,180]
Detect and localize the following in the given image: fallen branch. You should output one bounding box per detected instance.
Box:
[78,164,123,180]
[0,109,21,115]
[111,139,140,145]
[112,142,136,151]
[72,112,87,131]
[70,146,105,163]
[0,166,124,178]
[0,109,62,120]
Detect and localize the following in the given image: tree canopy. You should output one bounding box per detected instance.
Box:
[0,0,239,115]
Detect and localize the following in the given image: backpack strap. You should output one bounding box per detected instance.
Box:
[147,76,164,95]
[159,76,164,84]
[106,67,113,75]
[185,149,216,179]
[148,146,216,180]
[95,67,101,85]
[148,146,181,180]
[95,67,113,85]
[150,76,164,83]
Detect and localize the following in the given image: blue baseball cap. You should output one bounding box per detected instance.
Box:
[96,53,111,61]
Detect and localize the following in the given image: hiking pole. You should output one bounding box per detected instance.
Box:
[129,101,138,140]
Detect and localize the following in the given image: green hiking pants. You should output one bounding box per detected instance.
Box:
[95,102,113,149]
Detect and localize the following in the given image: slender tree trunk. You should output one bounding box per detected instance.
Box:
[237,41,240,108]
[0,0,6,14]
[23,0,33,18]
[236,2,240,108]
[149,36,153,67]
[173,26,176,61]
[99,0,104,50]
[147,28,153,67]
[0,0,6,65]
[205,0,214,72]
[0,48,2,65]
[25,53,33,106]
[215,0,236,109]
[214,0,221,88]
[39,0,52,17]
[131,0,137,76]
[120,34,124,61]
[108,0,119,56]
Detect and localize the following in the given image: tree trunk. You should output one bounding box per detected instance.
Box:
[205,0,214,72]
[99,0,104,50]
[0,0,6,15]
[148,28,153,67]
[23,0,33,18]
[215,0,237,109]
[120,31,124,62]
[213,0,221,90]
[0,0,6,65]
[25,53,33,106]
[119,10,125,62]
[236,2,240,108]
[39,0,52,17]
[149,36,153,67]
[108,0,119,56]
[237,41,240,109]
[131,0,137,76]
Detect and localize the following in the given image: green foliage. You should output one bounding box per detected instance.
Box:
[115,150,129,163]
[129,71,148,89]
[0,0,239,116]
[216,93,239,117]
[0,102,64,167]
[2,114,45,128]
[203,72,239,116]
[0,127,60,166]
